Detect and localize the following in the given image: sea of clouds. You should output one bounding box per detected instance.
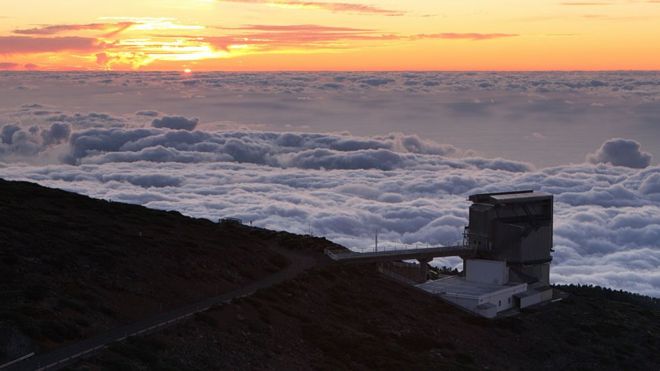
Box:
[0,72,658,296]
[2,70,660,167]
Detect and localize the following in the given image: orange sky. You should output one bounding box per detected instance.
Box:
[1,0,659,71]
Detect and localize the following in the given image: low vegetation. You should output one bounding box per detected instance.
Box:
[0,179,294,361]
[78,264,659,370]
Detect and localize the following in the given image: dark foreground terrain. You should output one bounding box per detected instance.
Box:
[0,178,334,364]
[75,274,660,371]
[0,179,658,370]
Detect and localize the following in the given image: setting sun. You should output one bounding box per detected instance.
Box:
[1,1,660,71]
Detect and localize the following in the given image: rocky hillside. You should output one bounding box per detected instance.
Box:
[76,267,659,371]
[0,178,338,364]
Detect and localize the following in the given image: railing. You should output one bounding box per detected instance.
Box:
[0,353,34,370]
[325,244,474,264]
[462,229,490,251]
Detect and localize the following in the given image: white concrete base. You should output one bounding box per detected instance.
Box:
[515,283,553,309]
[416,276,528,318]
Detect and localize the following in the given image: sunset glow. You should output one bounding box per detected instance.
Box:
[1,0,660,71]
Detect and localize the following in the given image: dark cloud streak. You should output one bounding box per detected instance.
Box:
[0,36,105,54]
[13,22,134,37]
[220,0,405,16]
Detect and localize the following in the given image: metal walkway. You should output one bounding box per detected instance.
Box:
[325,245,473,264]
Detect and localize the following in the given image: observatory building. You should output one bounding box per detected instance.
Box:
[326,189,556,318]
[416,190,554,318]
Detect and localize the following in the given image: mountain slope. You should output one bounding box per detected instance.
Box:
[76,264,660,371]
[0,179,658,370]
[0,178,337,363]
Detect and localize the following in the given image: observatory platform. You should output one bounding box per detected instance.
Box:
[416,275,527,318]
[416,258,553,318]
[327,189,557,318]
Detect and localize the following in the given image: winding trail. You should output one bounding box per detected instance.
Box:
[5,248,317,371]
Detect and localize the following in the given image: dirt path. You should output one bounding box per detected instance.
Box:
[5,247,317,371]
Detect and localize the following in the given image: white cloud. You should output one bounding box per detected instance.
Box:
[151,115,199,131]
[135,110,160,117]
[41,122,71,145]
[640,173,660,196]
[587,138,652,168]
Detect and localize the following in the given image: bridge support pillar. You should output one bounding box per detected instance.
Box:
[417,257,432,281]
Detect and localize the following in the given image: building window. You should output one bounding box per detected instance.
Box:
[508,298,511,304]
[498,300,501,306]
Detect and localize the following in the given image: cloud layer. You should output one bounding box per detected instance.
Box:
[1,71,658,167]
[0,72,659,296]
[0,121,658,296]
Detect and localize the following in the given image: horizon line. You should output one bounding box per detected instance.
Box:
[2,69,660,73]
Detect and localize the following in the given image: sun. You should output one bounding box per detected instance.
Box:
[183,68,193,74]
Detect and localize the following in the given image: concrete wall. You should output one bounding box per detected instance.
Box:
[441,282,527,318]
[479,285,527,313]
[509,263,551,285]
[465,259,508,285]
[443,296,479,312]
[518,287,553,309]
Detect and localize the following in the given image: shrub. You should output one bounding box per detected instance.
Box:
[58,298,86,312]
[23,285,49,302]
[1,254,18,266]
[40,320,80,342]
[194,312,218,328]
[268,254,289,269]
[100,357,140,371]
[109,337,161,366]
[455,352,474,365]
